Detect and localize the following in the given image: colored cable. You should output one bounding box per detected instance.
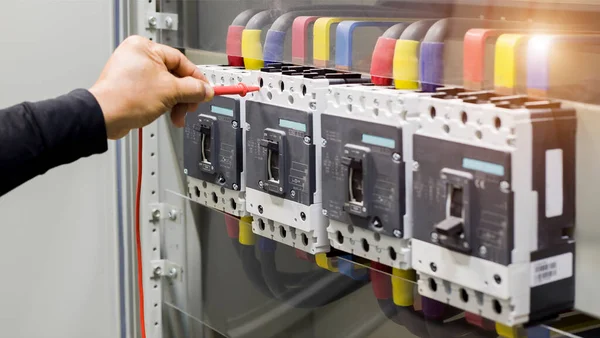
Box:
[494,33,529,95]
[135,129,146,338]
[314,16,421,68]
[292,16,320,65]
[338,255,370,281]
[419,18,527,92]
[227,9,264,66]
[335,20,403,71]
[263,5,406,66]
[527,34,600,97]
[370,23,411,85]
[392,19,437,88]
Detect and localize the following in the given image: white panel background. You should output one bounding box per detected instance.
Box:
[0,1,120,337]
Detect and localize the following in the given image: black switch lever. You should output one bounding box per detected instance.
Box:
[435,216,464,238]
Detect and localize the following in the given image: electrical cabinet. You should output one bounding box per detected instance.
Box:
[125,1,600,337]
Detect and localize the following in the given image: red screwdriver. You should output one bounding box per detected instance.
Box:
[212,83,260,97]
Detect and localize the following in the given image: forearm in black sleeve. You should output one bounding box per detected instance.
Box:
[0,89,108,196]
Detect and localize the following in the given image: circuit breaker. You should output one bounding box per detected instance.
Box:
[184,65,259,216]
[411,88,576,326]
[321,84,422,269]
[245,63,369,254]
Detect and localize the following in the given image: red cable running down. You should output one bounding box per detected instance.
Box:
[136,129,147,338]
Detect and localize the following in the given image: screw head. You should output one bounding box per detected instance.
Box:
[321,139,327,147]
[392,153,401,162]
[303,136,312,145]
[184,169,188,175]
[168,267,178,278]
[151,209,160,222]
[430,262,437,272]
[258,180,264,189]
[479,245,487,256]
[393,229,402,238]
[168,210,177,221]
[430,232,439,243]
[412,162,420,171]
[232,183,239,191]
[153,267,162,276]
[322,209,328,216]
[373,99,380,107]
[232,120,239,129]
[290,190,296,197]
[148,16,157,27]
[279,187,283,192]
[165,17,173,28]
[463,242,470,249]
[258,205,263,214]
[347,95,353,103]
[246,123,251,131]
[500,181,510,193]
[309,102,317,110]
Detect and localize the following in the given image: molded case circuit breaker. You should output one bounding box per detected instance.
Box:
[321,84,423,270]
[244,63,369,254]
[411,88,576,326]
[184,65,259,217]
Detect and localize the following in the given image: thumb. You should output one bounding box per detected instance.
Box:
[175,77,214,103]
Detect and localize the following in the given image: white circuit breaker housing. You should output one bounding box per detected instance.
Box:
[411,88,576,326]
[321,84,423,269]
[184,65,259,217]
[244,64,369,254]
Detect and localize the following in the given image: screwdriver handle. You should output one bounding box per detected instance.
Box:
[213,83,260,97]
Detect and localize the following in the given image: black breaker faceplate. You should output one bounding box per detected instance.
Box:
[321,115,405,238]
[245,101,316,205]
[414,88,576,266]
[184,96,243,190]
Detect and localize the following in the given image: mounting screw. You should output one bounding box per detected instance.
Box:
[500,181,510,193]
[430,232,439,243]
[232,183,239,191]
[322,209,328,216]
[373,99,380,107]
[165,17,173,29]
[258,180,264,189]
[479,245,487,257]
[168,268,178,278]
[463,242,470,249]
[290,190,296,197]
[168,210,177,221]
[183,169,188,174]
[246,123,251,131]
[393,229,402,238]
[321,139,327,147]
[153,266,162,277]
[303,136,312,145]
[148,16,158,27]
[279,187,283,192]
[258,205,264,214]
[392,153,401,162]
[232,120,239,129]
[151,209,161,222]
[309,102,317,110]
[412,162,420,171]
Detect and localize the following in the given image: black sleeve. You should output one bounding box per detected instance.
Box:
[0,89,108,196]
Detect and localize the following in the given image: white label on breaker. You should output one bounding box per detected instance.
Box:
[530,252,573,287]
[545,149,563,218]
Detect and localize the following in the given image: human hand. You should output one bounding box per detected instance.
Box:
[90,35,213,140]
